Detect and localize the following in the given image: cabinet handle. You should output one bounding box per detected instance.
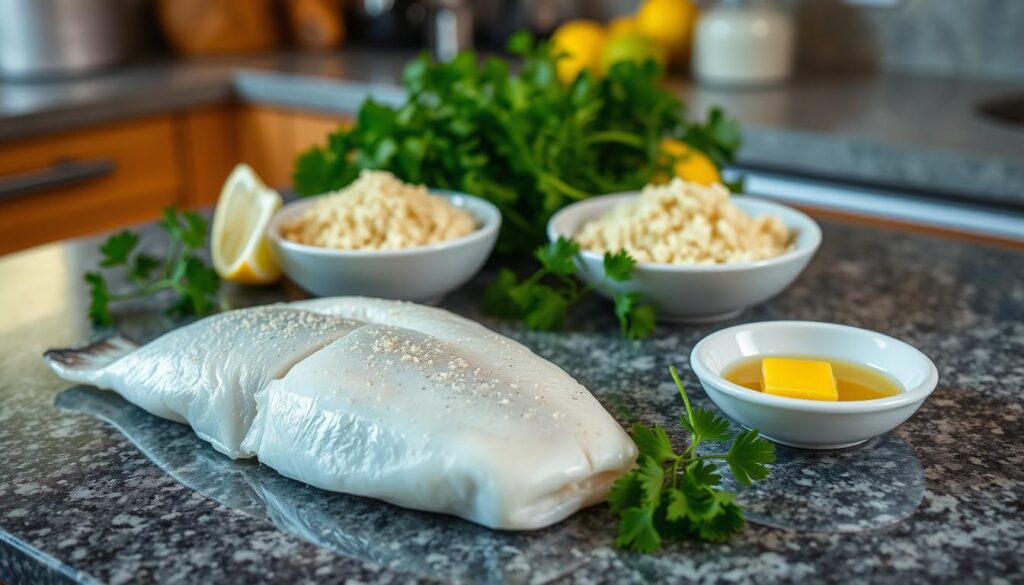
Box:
[0,158,116,202]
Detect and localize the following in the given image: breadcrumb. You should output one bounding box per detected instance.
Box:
[282,170,476,250]
[576,179,791,264]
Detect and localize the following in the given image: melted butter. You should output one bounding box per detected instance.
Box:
[723,356,903,401]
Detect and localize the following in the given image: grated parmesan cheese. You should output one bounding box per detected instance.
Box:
[576,178,792,265]
[282,170,476,250]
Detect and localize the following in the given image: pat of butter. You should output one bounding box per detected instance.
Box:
[761,358,838,401]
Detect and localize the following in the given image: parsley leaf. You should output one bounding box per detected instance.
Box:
[627,304,657,339]
[664,488,690,522]
[84,206,219,326]
[130,254,161,281]
[99,231,138,267]
[697,503,745,543]
[682,106,742,170]
[602,250,635,282]
[84,272,112,327]
[678,472,722,521]
[180,211,208,249]
[631,423,676,462]
[680,407,731,445]
[607,473,645,515]
[486,240,655,339]
[512,284,569,331]
[725,429,776,486]
[606,366,775,552]
[636,455,666,505]
[687,460,722,488]
[613,292,656,340]
[534,237,579,276]
[180,256,220,315]
[483,269,521,318]
[615,506,661,553]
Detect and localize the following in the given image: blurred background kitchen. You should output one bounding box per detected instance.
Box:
[1,0,1022,255]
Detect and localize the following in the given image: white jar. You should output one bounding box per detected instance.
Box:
[693,0,795,86]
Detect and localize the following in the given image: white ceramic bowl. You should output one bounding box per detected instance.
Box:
[547,193,822,322]
[267,191,500,303]
[690,321,939,450]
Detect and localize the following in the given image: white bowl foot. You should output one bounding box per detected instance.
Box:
[659,308,745,324]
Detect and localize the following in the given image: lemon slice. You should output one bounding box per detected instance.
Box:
[211,164,283,285]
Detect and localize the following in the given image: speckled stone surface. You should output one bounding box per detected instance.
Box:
[1,219,1023,584]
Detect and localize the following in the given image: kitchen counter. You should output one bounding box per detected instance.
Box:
[1,48,1023,209]
[1,216,1023,584]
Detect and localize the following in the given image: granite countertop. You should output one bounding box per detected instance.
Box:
[1,48,1023,208]
[1,215,1023,584]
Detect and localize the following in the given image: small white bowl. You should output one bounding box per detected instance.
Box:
[547,193,821,322]
[690,321,939,450]
[267,191,500,303]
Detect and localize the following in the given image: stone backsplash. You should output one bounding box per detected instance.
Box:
[587,0,1024,81]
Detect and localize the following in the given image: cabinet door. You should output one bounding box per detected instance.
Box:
[179,106,238,208]
[237,106,351,191]
[293,111,348,154]
[0,117,181,254]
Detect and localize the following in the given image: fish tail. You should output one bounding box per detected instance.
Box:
[43,336,139,385]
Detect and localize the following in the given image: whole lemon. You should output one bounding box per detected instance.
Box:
[636,0,698,66]
[551,20,607,84]
[659,138,721,186]
[599,32,666,75]
[607,15,638,39]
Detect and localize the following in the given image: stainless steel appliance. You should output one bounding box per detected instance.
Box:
[0,0,130,79]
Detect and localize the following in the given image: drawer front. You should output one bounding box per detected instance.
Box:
[0,116,181,254]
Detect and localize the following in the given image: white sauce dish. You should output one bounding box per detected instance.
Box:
[690,321,939,449]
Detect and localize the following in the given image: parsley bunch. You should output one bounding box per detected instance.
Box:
[293,32,740,255]
[608,367,775,551]
[484,237,656,339]
[84,207,219,326]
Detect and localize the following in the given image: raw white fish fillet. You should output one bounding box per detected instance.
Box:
[44,298,637,529]
[44,306,361,458]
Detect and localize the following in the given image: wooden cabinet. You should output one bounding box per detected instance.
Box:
[0,105,350,254]
[0,117,181,254]
[293,110,346,153]
[237,105,296,189]
[178,105,239,207]
[237,106,347,188]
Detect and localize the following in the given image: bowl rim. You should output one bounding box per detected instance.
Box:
[547,192,822,273]
[690,320,939,414]
[267,190,501,258]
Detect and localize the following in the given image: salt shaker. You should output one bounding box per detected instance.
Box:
[428,0,473,61]
[693,0,795,86]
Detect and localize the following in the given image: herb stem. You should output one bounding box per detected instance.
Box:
[669,454,684,488]
[670,366,695,425]
[583,130,647,149]
[692,454,728,462]
[108,278,175,301]
[540,172,591,201]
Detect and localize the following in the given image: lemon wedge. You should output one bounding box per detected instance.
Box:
[211,164,283,285]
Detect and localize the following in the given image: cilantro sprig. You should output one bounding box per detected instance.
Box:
[484,237,656,339]
[84,206,219,326]
[607,366,775,551]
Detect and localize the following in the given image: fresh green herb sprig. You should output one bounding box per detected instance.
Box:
[607,367,775,552]
[84,206,219,326]
[293,32,741,255]
[484,237,656,339]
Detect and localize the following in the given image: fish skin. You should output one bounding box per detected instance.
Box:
[44,306,361,458]
[44,298,637,529]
